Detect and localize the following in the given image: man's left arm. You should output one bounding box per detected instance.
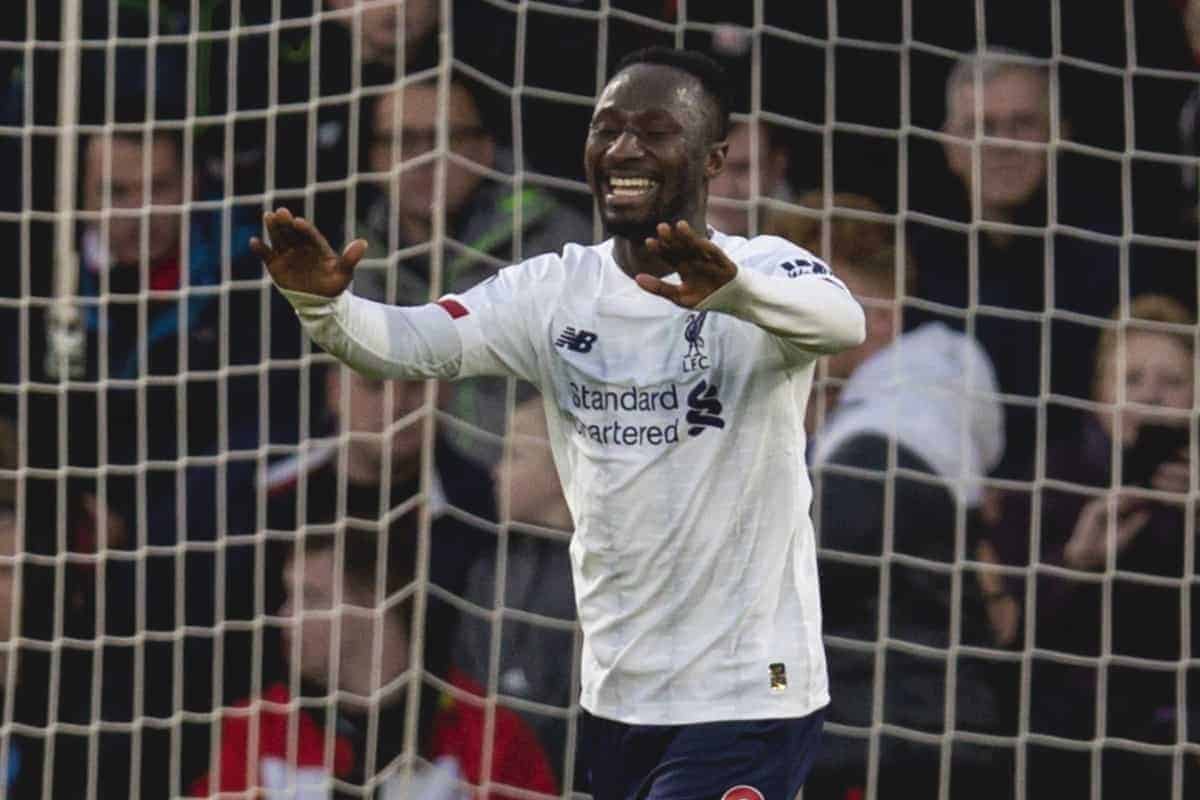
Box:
[636,221,865,358]
[696,256,865,357]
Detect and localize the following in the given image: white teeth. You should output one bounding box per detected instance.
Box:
[610,177,656,189]
[609,177,657,197]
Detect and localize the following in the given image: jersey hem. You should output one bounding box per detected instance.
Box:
[578,691,831,727]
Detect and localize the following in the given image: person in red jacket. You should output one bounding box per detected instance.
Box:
[190,525,556,798]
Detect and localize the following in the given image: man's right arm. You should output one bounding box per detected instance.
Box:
[254,207,543,383]
[279,288,464,380]
[250,207,467,380]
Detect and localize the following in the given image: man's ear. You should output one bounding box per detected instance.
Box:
[706,140,729,180]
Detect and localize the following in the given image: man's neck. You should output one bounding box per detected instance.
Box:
[610,210,709,280]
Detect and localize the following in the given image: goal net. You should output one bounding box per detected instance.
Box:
[1,0,1197,798]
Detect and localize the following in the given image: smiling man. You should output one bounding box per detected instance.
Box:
[252,47,865,799]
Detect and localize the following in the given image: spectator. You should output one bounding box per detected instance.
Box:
[984,293,1199,799]
[355,73,592,465]
[71,113,294,454]
[1172,0,1200,250]
[707,120,793,236]
[454,390,578,780]
[205,0,521,235]
[910,48,1123,479]
[769,198,1012,799]
[262,358,498,690]
[54,116,287,796]
[190,528,557,797]
[323,0,439,73]
[358,73,591,297]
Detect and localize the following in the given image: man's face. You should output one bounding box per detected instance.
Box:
[943,68,1050,218]
[279,550,408,697]
[324,0,437,66]
[707,122,788,235]
[584,64,720,241]
[369,82,493,227]
[83,135,185,267]
[328,369,427,475]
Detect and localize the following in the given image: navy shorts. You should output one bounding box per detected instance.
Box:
[581,707,826,800]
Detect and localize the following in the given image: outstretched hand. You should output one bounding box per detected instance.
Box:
[250,207,367,298]
[635,221,736,308]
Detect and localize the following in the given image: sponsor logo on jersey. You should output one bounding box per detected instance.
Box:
[682,311,710,372]
[555,326,599,353]
[780,257,829,278]
[720,786,765,800]
[568,382,681,446]
[564,377,724,447]
[685,379,724,436]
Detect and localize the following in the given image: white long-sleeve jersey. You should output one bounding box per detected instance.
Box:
[280,232,865,725]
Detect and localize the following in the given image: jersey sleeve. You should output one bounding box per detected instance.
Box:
[436,254,557,383]
[279,288,465,380]
[697,237,866,365]
[276,255,553,384]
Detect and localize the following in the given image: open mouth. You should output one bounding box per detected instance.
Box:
[605,176,660,205]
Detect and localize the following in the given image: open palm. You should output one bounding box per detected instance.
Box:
[635,220,737,308]
[250,207,367,298]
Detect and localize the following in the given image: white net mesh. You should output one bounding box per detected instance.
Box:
[1,0,1198,798]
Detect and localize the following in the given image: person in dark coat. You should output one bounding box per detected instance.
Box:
[985,294,1199,799]
[908,48,1139,479]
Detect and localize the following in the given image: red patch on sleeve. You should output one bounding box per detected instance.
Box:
[437,299,469,319]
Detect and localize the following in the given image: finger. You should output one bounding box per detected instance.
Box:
[340,239,368,274]
[249,237,274,263]
[653,223,703,265]
[672,221,715,263]
[272,207,305,249]
[268,206,304,250]
[264,212,292,252]
[1078,497,1111,532]
[1116,510,1151,546]
[1115,494,1149,515]
[635,273,682,303]
[292,216,335,256]
[674,219,700,243]
[1151,463,1191,493]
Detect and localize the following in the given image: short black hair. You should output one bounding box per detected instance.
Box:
[611,46,732,142]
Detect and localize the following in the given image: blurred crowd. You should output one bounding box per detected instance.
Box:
[0,1,1197,798]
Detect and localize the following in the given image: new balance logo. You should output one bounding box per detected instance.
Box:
[780,257,829,278]
[555,327,598,353]
[686,379,724,436]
